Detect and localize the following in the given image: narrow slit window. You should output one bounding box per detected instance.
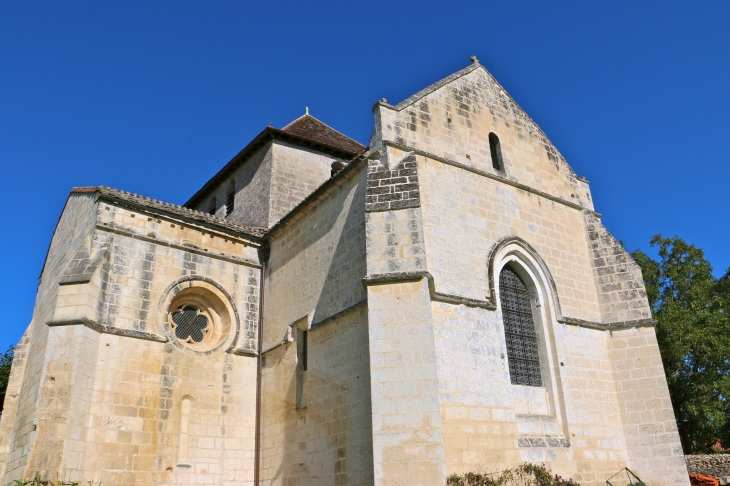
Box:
[209,197,217,215]
[298,329,308,371]
[489,132,504,171]
[225,183,235,217]
[296,328,308,409]
[499,266,542,387]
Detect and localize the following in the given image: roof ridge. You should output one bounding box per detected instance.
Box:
[391,62,482,111]
[281,113,367,149]
[281,113,308,131]
[283,113,366,148]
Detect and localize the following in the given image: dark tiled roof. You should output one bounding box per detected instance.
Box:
[72,186,266,239]
[282,114,366,154]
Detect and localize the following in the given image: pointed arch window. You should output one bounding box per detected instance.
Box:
[499,266,542,387]
[489,133,504,171]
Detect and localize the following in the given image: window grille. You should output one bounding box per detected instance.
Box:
[171,305,209,343]
[499,266,542,387]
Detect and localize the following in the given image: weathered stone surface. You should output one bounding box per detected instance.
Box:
[0,60,688,486]
[686,455,730,478]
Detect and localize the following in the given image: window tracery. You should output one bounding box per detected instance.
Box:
[499,266,542,387]
[171,305,210,344]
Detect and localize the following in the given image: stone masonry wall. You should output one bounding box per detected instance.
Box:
[419,156,601,320]
[609,327,689,486]
[376,63,593,211]
[365,150,420,212]
[364,145,427,278]
[686,455,730,478]
[367,61,688,486]
[365,278,446,486]
[195,140,347,230]
[200,141,273,228]
[260,306,373,485]
[0,328,32,478]
[265,164,367,349]
[432,299,638,483]
[268,141,347,226]
[583,211,652,324]
[1,193,99,482]
[1,194,263,485]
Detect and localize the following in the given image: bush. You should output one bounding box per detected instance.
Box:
[4,477,99,485]
[447,463,579,486]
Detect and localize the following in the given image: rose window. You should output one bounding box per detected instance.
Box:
[171,305,210,343]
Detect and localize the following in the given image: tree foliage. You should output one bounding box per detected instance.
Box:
[0,345,13,414]
[631,235,730,453]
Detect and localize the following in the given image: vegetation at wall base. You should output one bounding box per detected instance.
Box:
[446,463,579,486]
[0,345,14,414]
[4,477,99,486]
[632,235,730,454]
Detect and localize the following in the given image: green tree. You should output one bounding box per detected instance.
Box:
[0,345,14,414]
[631,235,730,453]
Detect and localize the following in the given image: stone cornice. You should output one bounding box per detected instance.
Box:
[384,141,592,214]
[363,267,657,331]
[96,221,262,269]
[311,299,368,329]
[363,271,497,310]
[47,317,167,343]
[557,317,657,331]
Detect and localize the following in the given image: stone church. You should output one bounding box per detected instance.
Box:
[0,58,689,486]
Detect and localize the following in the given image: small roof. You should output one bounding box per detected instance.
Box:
[282,114,366,154]
[72,186,266,239]
[184,114,365,209]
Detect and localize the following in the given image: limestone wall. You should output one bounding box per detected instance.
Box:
[260,162,371,484]
[376,63,593,211]
[610,327,688,486]
[430,293,642,483]
[419,155,601,321]
[264,163,367,349]
[260,306,373,485]
[686,455,730,478]
[268,141,346,226]
[0,328,32,479]
[1,193,263,485]
[194,140,346,229]
[363,62,687,486]
[196,142,273,228]
[1,193,99,481]
[583,212,652,324]
[365,278,447,486]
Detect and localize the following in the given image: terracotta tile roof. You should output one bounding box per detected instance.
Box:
[282,114,366,154]
[72,186,266,239]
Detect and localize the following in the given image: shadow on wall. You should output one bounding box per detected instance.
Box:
[265,308,372,484]
[312,176,367,324]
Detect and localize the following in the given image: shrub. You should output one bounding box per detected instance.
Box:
[447,463,579,486]
[4,476,99,485]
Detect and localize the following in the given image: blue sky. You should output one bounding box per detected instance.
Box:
[1,1,729,348]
